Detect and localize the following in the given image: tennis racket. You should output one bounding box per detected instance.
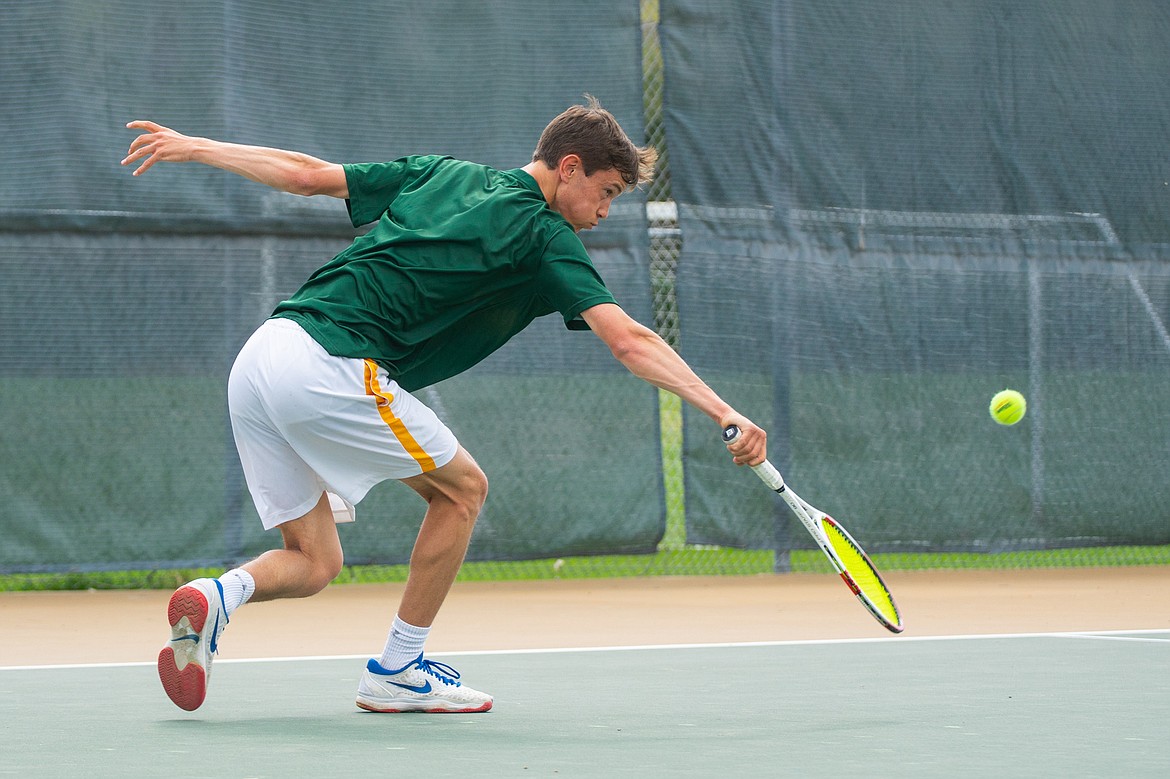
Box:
[722,425,903,633]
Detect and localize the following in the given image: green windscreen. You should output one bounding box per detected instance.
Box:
[669,0,1170,559]
[0,0,660,572]
[3,1,1169,577]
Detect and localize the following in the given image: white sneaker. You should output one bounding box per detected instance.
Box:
[157,578,228,711]
[356,654,493,713]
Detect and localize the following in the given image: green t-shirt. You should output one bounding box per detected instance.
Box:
[272,155,616,391]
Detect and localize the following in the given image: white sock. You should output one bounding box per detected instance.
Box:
[379,615,431,671]
[217,568,256,617]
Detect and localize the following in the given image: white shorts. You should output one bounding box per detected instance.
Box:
[227,318,459,530]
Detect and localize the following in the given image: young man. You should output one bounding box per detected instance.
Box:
[122,98,767,713]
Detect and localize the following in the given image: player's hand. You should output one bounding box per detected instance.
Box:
[121,121,198,176]
[720,414,766,466]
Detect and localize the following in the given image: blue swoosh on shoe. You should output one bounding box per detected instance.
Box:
[209,613,222,653]
[364,659,435,693]
[209,579,227,653]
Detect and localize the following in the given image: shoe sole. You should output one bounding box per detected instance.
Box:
[356,699,493,714]
[158,585,211,712]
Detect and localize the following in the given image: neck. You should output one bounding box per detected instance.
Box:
[521,161,557,205]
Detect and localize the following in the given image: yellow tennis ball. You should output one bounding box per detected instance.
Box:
[990,389,1026,425]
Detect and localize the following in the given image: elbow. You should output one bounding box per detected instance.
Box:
[285,170,319,197]
[286,157,340,197]
[608,330,656,366]
[609,339,640,364]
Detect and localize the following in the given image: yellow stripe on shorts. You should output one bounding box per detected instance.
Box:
[363,360,437,472]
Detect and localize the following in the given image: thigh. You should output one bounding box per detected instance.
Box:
[401,445,487,505]
[276,492,342,558]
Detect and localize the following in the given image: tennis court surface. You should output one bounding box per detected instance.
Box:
[2,569,1167,777]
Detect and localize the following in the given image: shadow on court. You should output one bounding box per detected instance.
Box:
[2,635,1168,777]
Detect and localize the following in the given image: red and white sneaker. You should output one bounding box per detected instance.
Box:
[356,654,493,713]
[157,578,228,711]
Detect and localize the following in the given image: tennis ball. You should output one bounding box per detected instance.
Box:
[989,389,1026,426]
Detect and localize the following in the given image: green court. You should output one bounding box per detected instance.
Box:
[3,632,1167,777]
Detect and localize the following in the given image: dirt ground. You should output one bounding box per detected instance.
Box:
[1,567,1168,667]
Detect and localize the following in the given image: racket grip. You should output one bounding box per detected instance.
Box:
[721,426,786,492]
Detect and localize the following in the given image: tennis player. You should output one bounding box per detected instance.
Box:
[122,97,767,713]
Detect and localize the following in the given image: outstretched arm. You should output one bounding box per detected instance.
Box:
[121,120,348,198]
[580,302,767,466]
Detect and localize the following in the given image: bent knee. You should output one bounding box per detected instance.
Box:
[437,469,487,527]
[462,466,489,511]
[305,550,344,594]
[279,535,344,596]
[438,465,488,526]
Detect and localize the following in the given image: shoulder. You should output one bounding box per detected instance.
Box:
[542,221,588,255]
[344,154,454,181]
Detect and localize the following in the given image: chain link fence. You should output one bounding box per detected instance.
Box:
[641,1,688,551]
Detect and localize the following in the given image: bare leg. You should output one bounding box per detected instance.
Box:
[355,450,495,714]
[236,445,484,621]
[157,491,344,711]
[395,446,488,627]
[242,492,345,601]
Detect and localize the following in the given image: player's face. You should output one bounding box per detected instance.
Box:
[555,166,627,232]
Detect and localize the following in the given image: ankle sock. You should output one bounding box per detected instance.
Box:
[379,614,431,671]
[217,568,256,617]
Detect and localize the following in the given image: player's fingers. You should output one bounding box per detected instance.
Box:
[120,141,151,167]
[123,121,174,157]
[134,155,162,176]
[123,137,179,175]
[125,151,160,176]
[122,133,164,166]
[731,448,765,467]
[727,425,766,467]
[122,138,149,160]
[125,120,168,133]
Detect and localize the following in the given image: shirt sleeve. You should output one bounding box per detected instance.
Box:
[535,228,617,330]
[343,155,447,227]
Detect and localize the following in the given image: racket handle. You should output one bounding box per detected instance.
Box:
[720,425,741,445]
[721,425,786,492]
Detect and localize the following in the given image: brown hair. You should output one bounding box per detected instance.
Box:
[532,95,658,188]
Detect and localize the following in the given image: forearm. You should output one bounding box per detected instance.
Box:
[187,138,333,196]
[613,329,734,424]
[583,302,766,465]
[623,334,767,465]
[122,121,347,197]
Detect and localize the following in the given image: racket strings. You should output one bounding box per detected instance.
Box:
[821,518,901,629]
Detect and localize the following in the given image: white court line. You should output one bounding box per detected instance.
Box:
[1062,632,1170,644]
[3,629,1166,673]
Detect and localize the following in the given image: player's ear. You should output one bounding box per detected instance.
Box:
[557,154,582,182]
